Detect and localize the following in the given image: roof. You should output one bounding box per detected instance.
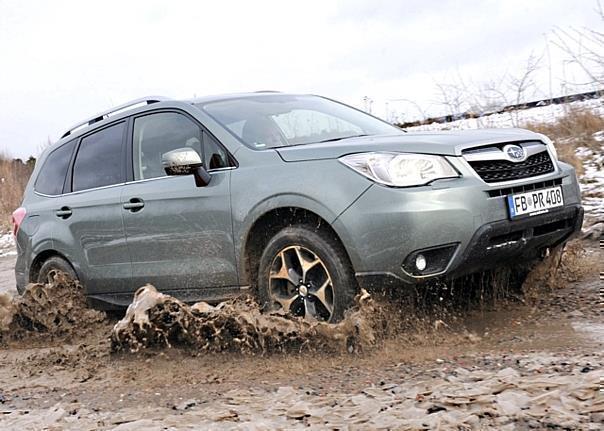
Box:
[185,90,290,104]
[58,91,290,139]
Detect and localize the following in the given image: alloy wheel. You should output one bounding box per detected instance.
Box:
[268,245,334,321]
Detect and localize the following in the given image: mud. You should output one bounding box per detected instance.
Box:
[0,272,106,342]
[0,242,601,430]
[1,352,601,430]
[522,240,591,300]
[111,284,381,354]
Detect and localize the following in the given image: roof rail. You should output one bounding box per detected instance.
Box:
[61,96,170,138]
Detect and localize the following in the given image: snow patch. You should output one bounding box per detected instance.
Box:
[576,134,604,221]
[0,233,16,258]
[408,98,604,131]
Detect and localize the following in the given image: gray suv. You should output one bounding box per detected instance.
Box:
[13,93,583,321]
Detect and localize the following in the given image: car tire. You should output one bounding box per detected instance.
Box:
[37,256,78,284]
[257,225,357,322]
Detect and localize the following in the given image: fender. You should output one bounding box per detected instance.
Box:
[235,192,339,257]
[234,192,366,286]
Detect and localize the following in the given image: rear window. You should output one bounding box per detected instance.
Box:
[34,140,76,195]
[72,122,125,192]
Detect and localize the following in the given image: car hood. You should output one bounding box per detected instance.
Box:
[275,128,545,161]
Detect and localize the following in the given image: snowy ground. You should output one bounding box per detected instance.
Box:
[0,233,16,258]
[577,132,604,221]
[408,98,604,131]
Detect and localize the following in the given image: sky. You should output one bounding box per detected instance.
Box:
[0,0,601,159]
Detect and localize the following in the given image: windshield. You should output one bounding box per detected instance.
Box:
[197,94,403,149]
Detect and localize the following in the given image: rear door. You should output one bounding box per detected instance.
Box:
[121,110,238,295]
[52,121,131,294]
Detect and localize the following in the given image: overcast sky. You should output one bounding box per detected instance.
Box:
[0,0,601,158]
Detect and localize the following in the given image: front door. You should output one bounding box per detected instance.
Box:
[121,111,238,295]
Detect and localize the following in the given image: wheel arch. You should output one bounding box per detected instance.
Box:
[29,249,79,283]
[240,205,355,288]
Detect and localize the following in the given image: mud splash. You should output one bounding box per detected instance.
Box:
[522,240,590,302]
[0,272,106,341]
[0,291,15,332]
[111,284,382,354]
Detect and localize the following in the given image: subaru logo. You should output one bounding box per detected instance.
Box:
[504,144,525,162]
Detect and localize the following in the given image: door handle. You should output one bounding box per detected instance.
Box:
[123,198,145,212]
[56,207,72,219]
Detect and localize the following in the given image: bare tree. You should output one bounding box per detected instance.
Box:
[387,98,428,123]
[509,53,542,105]
[552,1,604,89]
[432,52,542,126]
[434,79,468,117]
[507,52,543,125]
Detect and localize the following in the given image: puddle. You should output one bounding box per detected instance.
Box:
[571,321,604,344]
[2,352,601,430]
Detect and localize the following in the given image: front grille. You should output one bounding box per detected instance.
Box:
[468,151,554,183]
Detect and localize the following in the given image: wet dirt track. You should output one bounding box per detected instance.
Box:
[0,256,16,296]
[0,250,602,430]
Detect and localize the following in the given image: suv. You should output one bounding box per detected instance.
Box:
[13,93,583,321]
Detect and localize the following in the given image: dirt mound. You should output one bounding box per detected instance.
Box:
[111,284,382,354]
[0,272,106,341]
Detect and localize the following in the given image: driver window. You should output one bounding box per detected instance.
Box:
[133,112,202,180]
[203,132,229,170]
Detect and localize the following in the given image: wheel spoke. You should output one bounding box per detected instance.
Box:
[303,299,318,322]
[312,279,333,314]
[269,251,298,285]
[294,246,321,283]
[274,293,299,312]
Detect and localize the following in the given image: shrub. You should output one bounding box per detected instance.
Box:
[523,108,604,175]
[0,155,34,230]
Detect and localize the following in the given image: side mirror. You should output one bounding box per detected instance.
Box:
[161,148,211,187]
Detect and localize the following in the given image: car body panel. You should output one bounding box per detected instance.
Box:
[49,185,131,294]
[275,129,545,161]
[228,147,373,284]
[120,171,238,292]
[14,212,49,291]
[333,162,581,282]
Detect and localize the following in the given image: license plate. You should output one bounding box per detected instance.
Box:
[507,186,564,218]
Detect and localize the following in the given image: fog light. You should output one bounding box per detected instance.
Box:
[402,243,459,277]
[415,254,427,271]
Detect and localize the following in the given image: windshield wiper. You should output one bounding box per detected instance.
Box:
[316,134,370,144]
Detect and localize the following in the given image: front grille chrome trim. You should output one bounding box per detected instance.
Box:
[461,141,557,184]
[462,141,546,162]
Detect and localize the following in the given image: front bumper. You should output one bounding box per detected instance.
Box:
[445,204,582,279]
[332,162,583,290]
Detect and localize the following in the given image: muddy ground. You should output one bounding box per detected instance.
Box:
[0,244,602,430]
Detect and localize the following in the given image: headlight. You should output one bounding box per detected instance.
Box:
[339,152,459,187]
[538,134,558,160]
